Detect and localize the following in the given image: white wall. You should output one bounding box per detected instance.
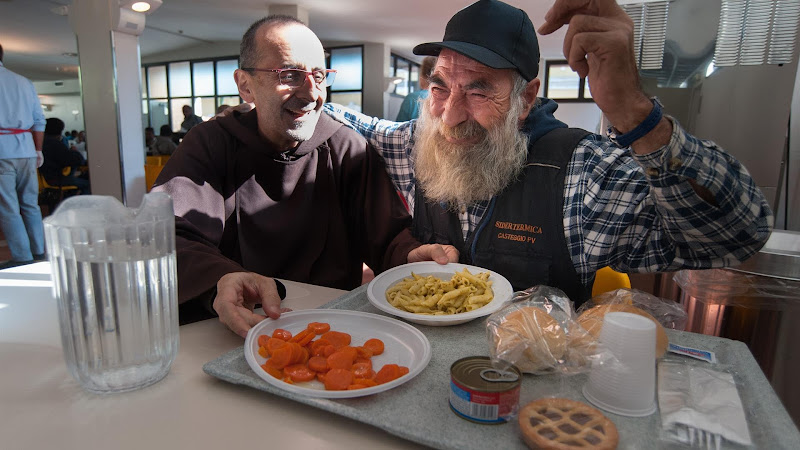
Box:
[550,102,603,133]
[34,79,85,132]
[142,41,240,64]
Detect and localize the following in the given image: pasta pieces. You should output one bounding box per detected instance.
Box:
[385,268,494,315]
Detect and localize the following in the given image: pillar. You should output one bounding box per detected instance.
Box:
[68,0,147,206]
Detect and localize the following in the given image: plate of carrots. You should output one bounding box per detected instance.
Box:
[244,309,432,398]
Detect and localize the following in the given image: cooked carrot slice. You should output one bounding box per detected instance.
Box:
[266,337,287,356]
[353,377,378,387]
[307,322,331,335]
[352,362,375,379]
[284,364,316,382]
[261,363,283,379]
[272,329,292,341]
[289,328,314,345]
[323,345,336,358]
[327,349,355,370]
[375,364,402,384]
[355,346,373,359]
[307,356,329,373]
[364,338,385,356]
[310,338,332,357]
[269,345,293,369]
[258,346,269,358]
[324,368,353,390]
[321,331,351,349]
[399,366,409,376]
[316,372,326,383]
[257,335,270,348]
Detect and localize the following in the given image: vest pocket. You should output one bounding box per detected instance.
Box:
[473,250,552,292]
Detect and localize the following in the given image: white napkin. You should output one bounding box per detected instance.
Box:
[658,361,752,448]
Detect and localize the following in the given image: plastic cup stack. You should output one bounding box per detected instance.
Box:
[582,312,657,417]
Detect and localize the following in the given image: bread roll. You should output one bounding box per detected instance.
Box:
[493,306,567,373]
[577,304,668,357]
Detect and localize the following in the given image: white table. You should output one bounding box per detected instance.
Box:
[0,263,426,450]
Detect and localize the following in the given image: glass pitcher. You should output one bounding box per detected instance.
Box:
[44,193,179,393]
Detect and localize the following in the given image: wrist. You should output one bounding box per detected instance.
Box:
[610,98,663,148]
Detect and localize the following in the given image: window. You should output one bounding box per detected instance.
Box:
[543,60,594,102]
[389,54,422,96]
[327,46,363,112]
[141,56,242,132]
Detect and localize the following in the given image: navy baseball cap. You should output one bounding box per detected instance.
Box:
[413,0,540,81]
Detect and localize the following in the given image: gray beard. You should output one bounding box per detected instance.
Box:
[414,98,530,209]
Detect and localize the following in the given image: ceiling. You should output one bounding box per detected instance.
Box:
[0,0,571,82]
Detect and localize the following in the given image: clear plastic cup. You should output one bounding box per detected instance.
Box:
[44,193,179,393]
[582,312,657,417]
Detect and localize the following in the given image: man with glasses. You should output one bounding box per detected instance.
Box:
[152,15,457,336]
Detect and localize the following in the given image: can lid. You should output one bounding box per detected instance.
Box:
[479,368,519,383]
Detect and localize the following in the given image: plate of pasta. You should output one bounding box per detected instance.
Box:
[366,262,513,326]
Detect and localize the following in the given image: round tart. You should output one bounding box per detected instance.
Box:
[518,398,619,449]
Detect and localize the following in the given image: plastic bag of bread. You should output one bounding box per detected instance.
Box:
[575,288,687,358]
[487,286,610,375]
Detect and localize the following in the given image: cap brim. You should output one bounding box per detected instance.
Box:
[413,41,516,70]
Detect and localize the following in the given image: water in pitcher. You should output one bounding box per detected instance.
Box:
[45,193,179,393]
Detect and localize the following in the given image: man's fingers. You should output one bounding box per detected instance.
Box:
[247,276,283,319]
[443,245,460,263]
[561,15,625,66]
[539,0,593,35]
[214,272,281,337]
[215,301,252,338]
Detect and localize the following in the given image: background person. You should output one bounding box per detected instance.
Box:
[41,118,90,195]
[145,125,177,156]
[325,0,772,306]
[396,56,437,121]
[152,15,456,336]
[0,43,46,268]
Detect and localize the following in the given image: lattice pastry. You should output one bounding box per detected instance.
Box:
[518,398,619,449]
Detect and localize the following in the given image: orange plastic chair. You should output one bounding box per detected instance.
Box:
[592,266,632,297]
[144,164,165,192]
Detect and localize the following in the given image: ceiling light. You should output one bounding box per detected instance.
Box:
[131,2,150,12]
[119,0,163,15]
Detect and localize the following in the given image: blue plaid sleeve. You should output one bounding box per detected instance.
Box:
[565,117,774,285]
[324,103,417,211]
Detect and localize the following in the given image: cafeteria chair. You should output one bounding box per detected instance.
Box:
[146,155,170,166]
[591,266,632,297]
[38,169,80,213]
[144,163,165,192]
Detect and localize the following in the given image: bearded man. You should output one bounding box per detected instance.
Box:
[325,0,772,306]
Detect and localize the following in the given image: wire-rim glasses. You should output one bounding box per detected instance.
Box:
[241,68,337,88]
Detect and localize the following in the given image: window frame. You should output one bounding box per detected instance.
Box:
[141,55,243,129]
[389,53,422,97]
[325,45,364,112]
[543,60,594,103]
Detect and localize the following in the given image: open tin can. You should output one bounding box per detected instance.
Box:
[449,356,521,424]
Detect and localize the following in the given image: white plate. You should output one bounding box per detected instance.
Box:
[244,309,431,398]
[367,262,513,326]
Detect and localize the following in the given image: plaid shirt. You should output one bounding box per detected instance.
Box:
[324,104,773,285]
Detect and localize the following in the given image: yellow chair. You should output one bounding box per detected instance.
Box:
[146,155,170,166]
[144,164,165,192]
[38,169,80,212]
[592,266,632,297]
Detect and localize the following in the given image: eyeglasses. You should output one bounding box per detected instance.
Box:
[241,68,337,88]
